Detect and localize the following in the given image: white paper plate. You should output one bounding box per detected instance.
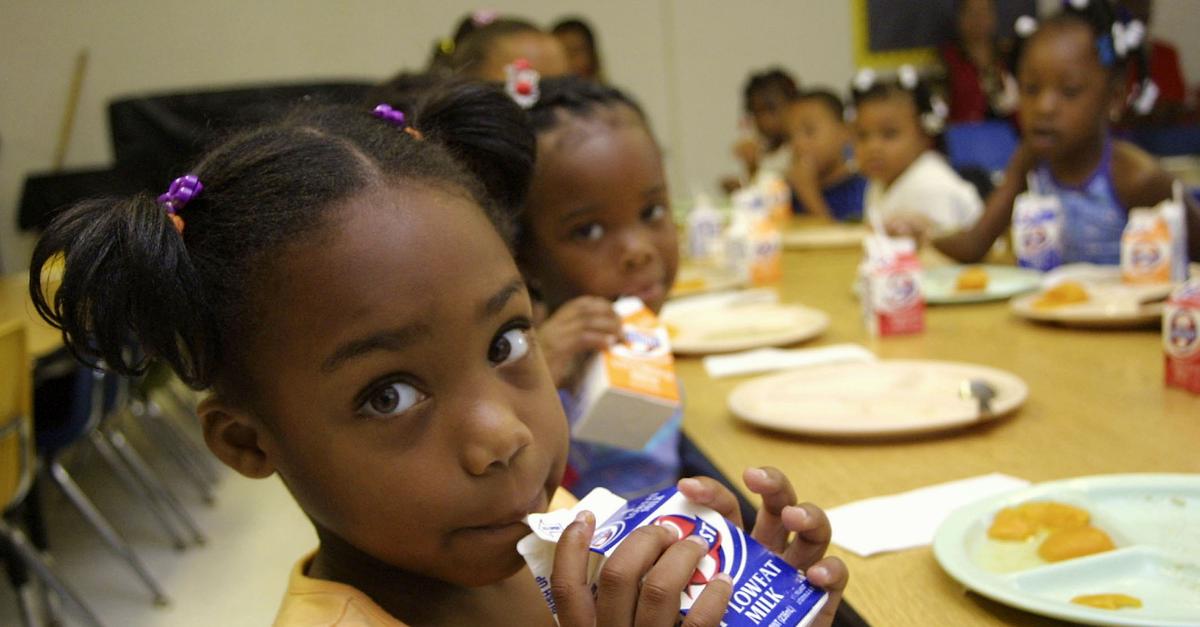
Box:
[727,360,1027,438]
[782,224,868,250]
[934,474,1200,626]
[662,300,829,355]
[921,265,1042,305]
[1011,282,1172,329]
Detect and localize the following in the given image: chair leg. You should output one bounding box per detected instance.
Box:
[149,389,219,484]
[133,405,215,504]
[87,432,189,551]
[100,427,206,546]
[0,523,105,627]
[14,581,39,627]
[45,462,171,606]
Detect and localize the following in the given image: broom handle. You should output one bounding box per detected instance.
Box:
[52,50,89,171]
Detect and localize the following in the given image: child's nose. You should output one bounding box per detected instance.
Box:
[619,228,656,271]
[458,393,535,476]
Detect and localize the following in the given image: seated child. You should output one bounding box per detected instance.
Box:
[935,2,1200,264]
[514,76,685,500]
[785,88,867,222]
[852,67,984,240]
[722,68,800,193]
[29,82,847,625]
[447,17,568,82]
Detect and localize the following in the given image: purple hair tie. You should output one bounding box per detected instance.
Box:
[372,103,407,127]
[157,174,203,234]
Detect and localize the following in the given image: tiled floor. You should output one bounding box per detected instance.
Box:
[1,419,315,626]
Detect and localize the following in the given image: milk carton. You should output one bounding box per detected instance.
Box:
[1164,279,1200,394]
[1012,187,1064,272]
[519,487,829,627]
[860,235,925,336]
[1121,208,1172,284]
[756,170,793,227]
[687,193,724,262]
[731,186,782,287]
[572,297,680,450]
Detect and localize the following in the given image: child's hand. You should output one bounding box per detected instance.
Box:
[552,511,735,627]
[787,153,823,205]
[884,212,935,245]
[538,296,622,387]
[677,470,849,627]
[733,137,761,169]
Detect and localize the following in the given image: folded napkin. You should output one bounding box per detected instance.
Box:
[828,473,1029,557]
[702,343,876,379]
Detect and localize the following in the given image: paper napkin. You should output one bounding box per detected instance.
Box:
[827,473,1030,557]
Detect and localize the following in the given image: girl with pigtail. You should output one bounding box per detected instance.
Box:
[850,65,985,241]
[28,78,847,625]
[935,0,1200,265]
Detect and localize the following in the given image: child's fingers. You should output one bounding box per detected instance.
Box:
[804,557,849,627]
[679,572,733,627]
[634,535,713,626]
[594,525,677,624]
[577,331,616,352]
[551,512,598,627]
[780,503,833,569]
[676,476,745,528]
[743,467,796,551]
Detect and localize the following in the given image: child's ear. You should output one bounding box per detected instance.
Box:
[1107,76,1128,122]
[197,396,276,479]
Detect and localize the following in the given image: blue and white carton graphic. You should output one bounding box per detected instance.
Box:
[1011,189,1064,272]
[518,487,828,627]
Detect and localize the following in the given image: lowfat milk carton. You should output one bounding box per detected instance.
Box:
[1164,279,1200,394]
[1012,187,1064,272]
[518,487,829,627]
[572,297,680,450]
[1121,208,1172,284]
[860,235,924,336]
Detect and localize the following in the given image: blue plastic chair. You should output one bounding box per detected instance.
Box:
[944,121,1021,176]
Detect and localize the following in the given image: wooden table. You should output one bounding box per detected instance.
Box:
[0,272,63,360]
[675,246,1200,626]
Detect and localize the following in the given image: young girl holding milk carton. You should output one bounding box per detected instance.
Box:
[934,1,1200,270]
[29,81,846,626]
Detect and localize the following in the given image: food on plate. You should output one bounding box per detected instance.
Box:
[1070,593,1143,610]
[1032,281,1090,309]
[954,266,990,292]
[1037,524,1115,562]
[986,501,1090,540]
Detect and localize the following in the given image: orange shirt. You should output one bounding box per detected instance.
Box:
[272,488,578,626]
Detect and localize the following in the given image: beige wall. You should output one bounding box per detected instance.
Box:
[3,1,1197,272]
[0,0,855,272]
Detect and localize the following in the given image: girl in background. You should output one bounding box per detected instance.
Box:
[935,1,1198,264]
[852,67,983,240]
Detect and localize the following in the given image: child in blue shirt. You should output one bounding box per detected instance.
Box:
[786,89,867,222]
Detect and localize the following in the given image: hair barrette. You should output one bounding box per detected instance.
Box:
[372,103,407,127]
[1067,0,1089,10]
[897,65,920,90]
[472,9,498,27]
[1132,79,1159,115]
[922,95,949,135]
[157,174,203,234]
[852,68,877,94]
[1014,15,1038,38]
[505,58,540,109]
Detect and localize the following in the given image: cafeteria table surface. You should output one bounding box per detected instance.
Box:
[675,243,1199,626]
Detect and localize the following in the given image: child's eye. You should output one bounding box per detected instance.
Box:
[1062,85,1082,98]
[359,381,426,418]
[488,326,532,366]
[642,204,667,223]
[571,223,605,242]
